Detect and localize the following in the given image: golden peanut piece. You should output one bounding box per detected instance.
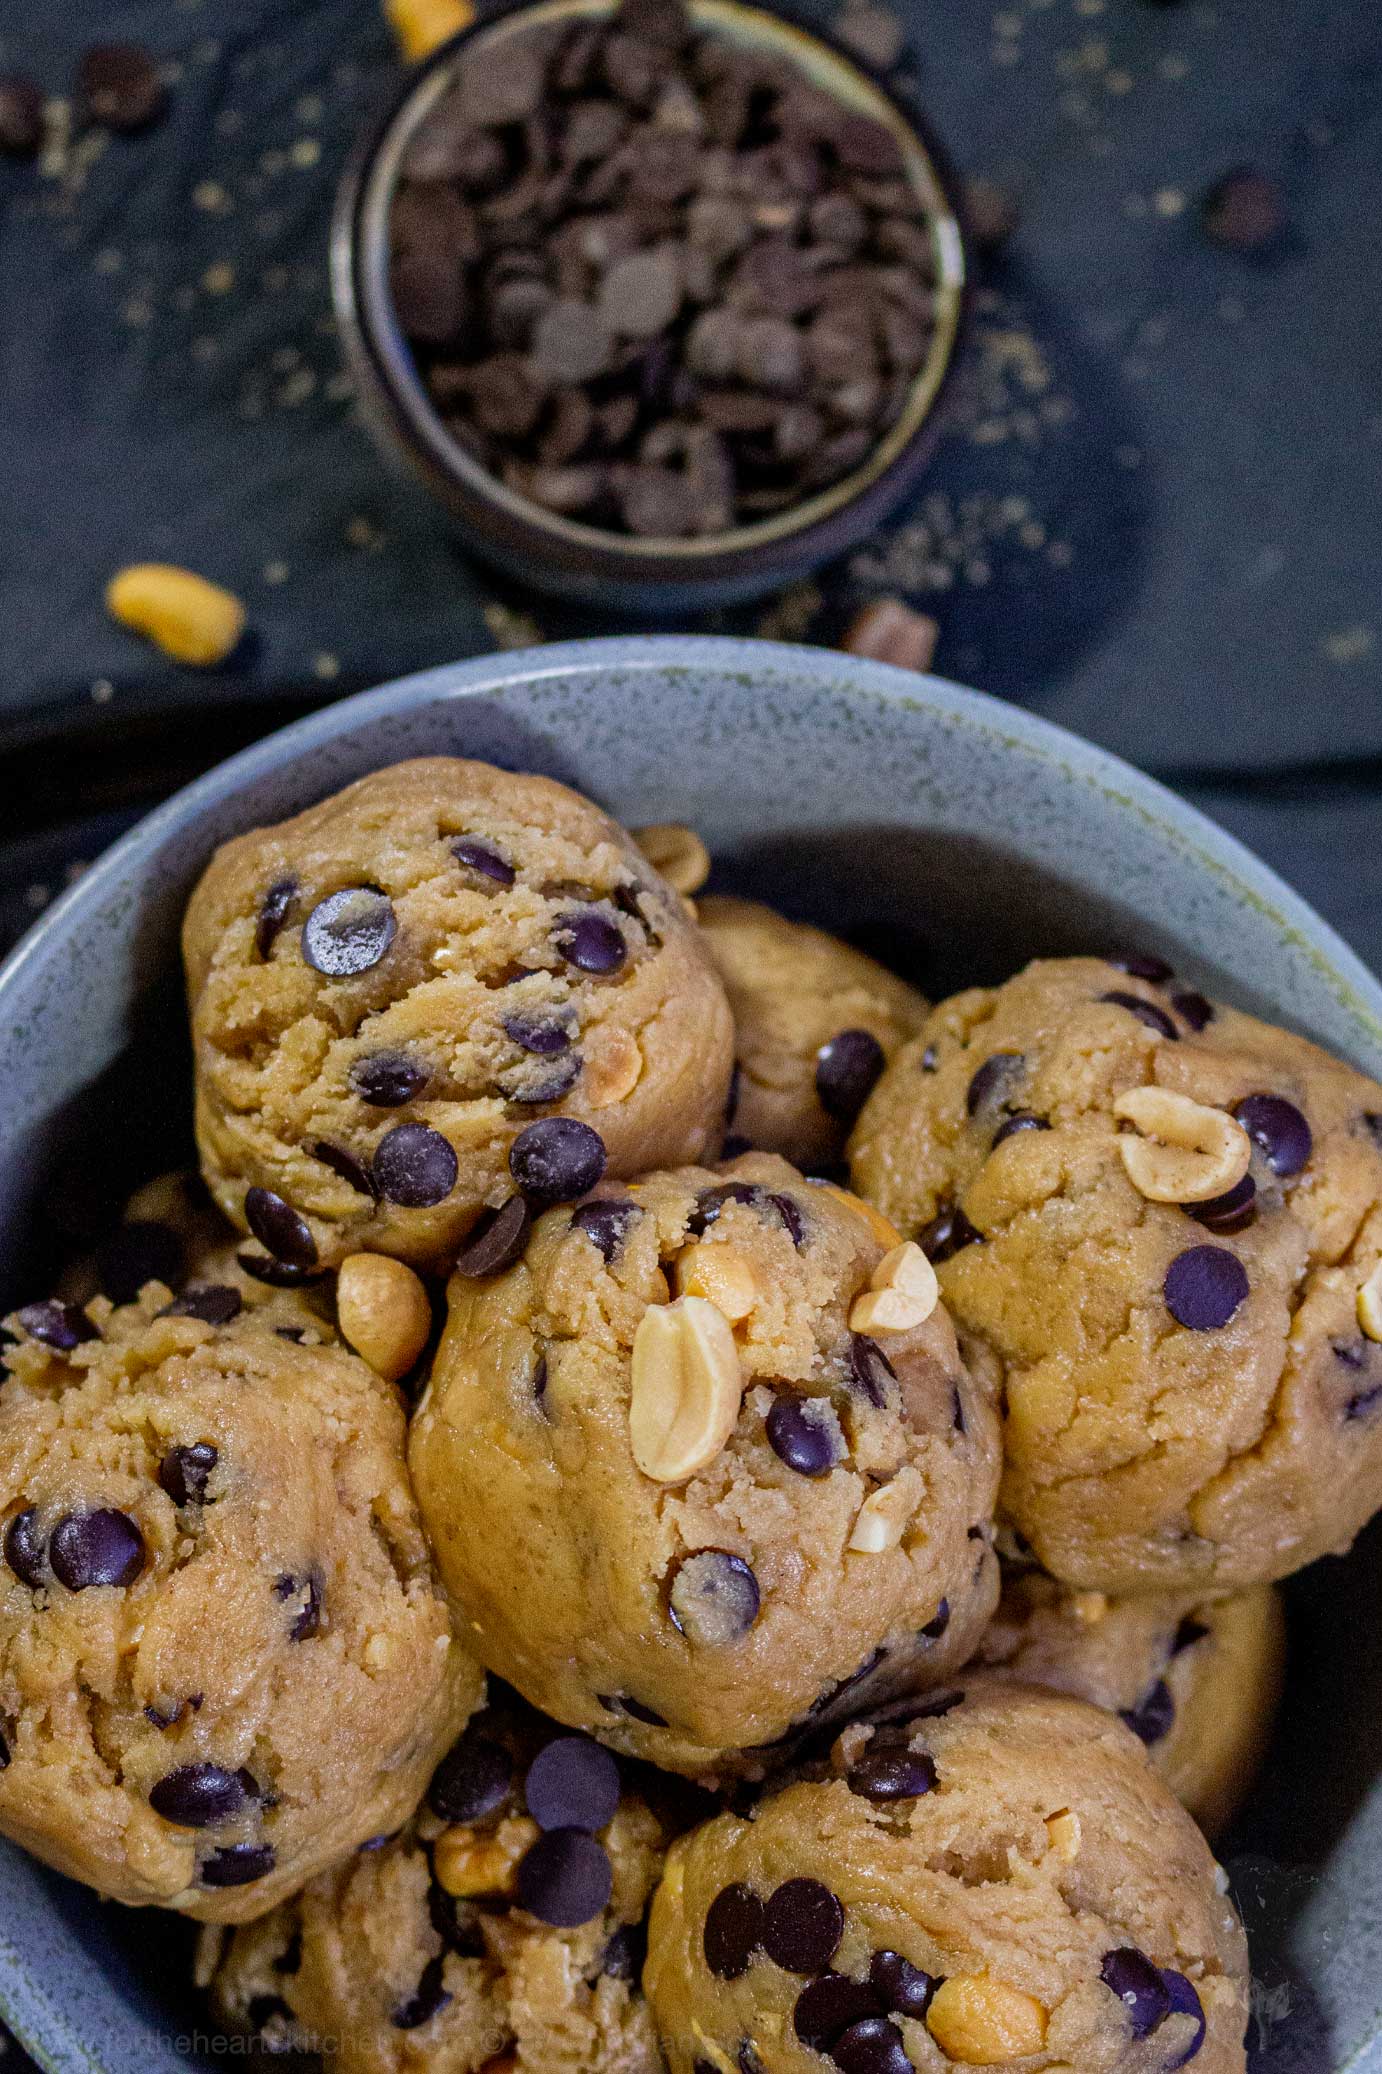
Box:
[433,1816,538,1899]
[675,1242,757,1323]
[105,564,246,667]
[630,1295,744,1483]
[926,1976,1050,2063]
[1070,1591,1109,1625]
[583,1024,643,1108]
[336,1253,433,1382]
[1112,1086,1251,1205]
[631,821,711,896]
[1044,1808,1081,1861]
[384,0,475,62]
[848,1466,922,1553]
[813,1182,904,1251]
[848,1240,939,1334]
[1358,1261,1382,1342]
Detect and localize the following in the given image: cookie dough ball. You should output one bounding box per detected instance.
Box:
[184,758,735,1272]
[0,1284,481,1919]
[849,955,1382,1592]
[698,896,928,1172]
[201,1690,682,2074]
[645,1681,1250,2074]
[976,1572,1284,1837]
[410,1152,1000,1779]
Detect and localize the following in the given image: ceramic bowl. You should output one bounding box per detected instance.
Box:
[330,0,968,611]
[0,637,1379,2074]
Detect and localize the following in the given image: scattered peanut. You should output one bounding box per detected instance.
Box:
[926,1976,1049,2063]
[1112,1086,1251,1205]
[848,1240,939,1334]
[105,563,246,667]
[433,1816,537,1899]
[848,1466,922,1553]
[675,1242,757,1323]
[631,822,711,896]
[1044,1808,1081,1861]
[841,596,939,674]
[630,1295,744,1483]
[385,0,476,63]
[337,1253,433,1382]
[1358,1260,1382,1342]
[1070,1591,1109,1625]
[813,1181,905,1251]
[583,1025,643,1108]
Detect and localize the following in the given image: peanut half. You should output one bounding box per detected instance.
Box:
[675,1242,757,1323]
[848,1241,939,1335]
[630,1295,743,1483]
[337,1254,433,1382]
[926,1976,1049,2063]
[106,563,246,666]
[848,1466,922,1553]
[1112,1086,1251,1205]
[385,0,476,63]
[1358,1260,1382,1342]
[631,822,711,896]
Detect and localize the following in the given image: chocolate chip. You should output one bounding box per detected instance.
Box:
[601,1921,648,1979]
[281,1573,323,1641]
[918,1203,981,1262]
[158,1443,218,1507]
[167,1285,242,1327]
[869,1950,937,2019]
[1163,1246,1249,1331]
[428,1731,513,1823]
[992,1110,1049,1147]
[504,1013,573,1055]
[919,1597,950,1640]
[832,2016,914,2074]
[504,1053,584,1105]
[599,245,683,336]
[1190,1174,1256,1234]
[4,1509,46,1588]
[301,888,397,978]
[795,1974,883,2050]
[762,1878,844,1974]
[1120,1678,1176,1746]
[1346,1382,1382,1422]
[704,1882,765,1979]
[0,75,43,157]
[1110,953,1174,984]
[454,1196,533,1276]
[848,1333,896,1408]
[1173,1615,1210,1654]
[816,1029,886,1124]
[200,1842,276,1887]
[766,1394,842,1476]
[524,1735,621,1832]
[768,1192,806,1247]
[1173,991,1214,1032]
[150,1764,256,1827]
[555,910,628,975]
[1100,1947,1171,2038]
[351,1052,430,1106]
[1161,1971,1206,2068]
[966,1052,1024,1114]
[78,44,166,132]
[517,1827,614,1926]
[1202,168,1285,253]
[392,251,466,343]
[688,1182,761,1236]
[510,1117,607,1204]
[97,1220,184,1303]
[145,1701,189,1731]
[392,1956,453,2030]
[846,1749,937,1801]
[598,1692,668,1726]
[16,1300,98,1351]
[1234,1094,1312,1177]
[245,1187,318,1268]
[373,1124,459,1208]
[309,1139,379,1202]
[532,1349,550,1407]
[1099,991,1179,1040]
[570,1199,639,1261]
[453,837,516,886]
[532,301,616,384]
[237,1253,327,1289]
[255,878,298,960]
[920,1045,938,1072]
[49,1508,146,1590]
[669,1549,761,1646]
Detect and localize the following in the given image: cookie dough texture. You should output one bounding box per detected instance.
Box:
[410,1152,1000,1779]
[976,1572,1284,1837]
[645,1682,1249,2074]
[0,1287,480,1919]
[202,1696,673,2074]
[849,956,1382,1592]
[184,758,735,1271]
[698,896,927,1170]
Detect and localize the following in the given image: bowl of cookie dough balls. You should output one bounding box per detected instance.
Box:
[3,634,1382,2074]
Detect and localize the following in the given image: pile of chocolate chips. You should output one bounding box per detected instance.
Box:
[389,0,942,538]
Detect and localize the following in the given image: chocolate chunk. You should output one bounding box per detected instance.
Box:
[1120,1678,1175,1745]
[598,1692,668,1726]
[504,1013,573,1056]
[570,1198,639,1261]
[555,910,628,974]
[453,837,515,886]
[762,1877,844,1973]
[150,1763,256,1828]
[301,888,397,978]
[1161,1971,1207,2068]
[167,1284,242,1327]
[918,1203,981,1262]
[49,1508,146,1590]
[1109,953,1174,984]
[0,75,43,157]
[245,1187,318,1268]
[1190,1173,1256,1235]
[503,1053,584,1104]
[352,1051,430,1106]
[1173,1615,1210,1654]
[517,1828,613,1926]
[237,1253,327,1289]
[966,1051,1024,1115]
[1163,1246,1249,1331]
[766,1394,842,1476]
[1099,990,1180,1039]
[510,1117,607,1203]
[524,1735,621,1832]
[532,300,615,384]
[1173,990,1215,1032]
[158,1443,218,1507]
[429,1731,512,1823]
[312,1140,380,1200]
[919,1597,950,1640]
[4,1509,46,1588]
[201,1843,276,1887]
[78,44,166,133]
[601,1921,648,1979]
[869,1949,937,2019]
[704,1882,765,1979]
[454,1196,533,1276]
[795,1974,883,2050]
[832,2016,914,2074]
[815,1028,886,1123]
[992,1110,1049,1146]
[688,1182,761,1236]
[1100,1947,1171,2038]
[668,1548,761,1645]
[391,1954,452,2030]
[768,1192,806,1248]
[846,1749,937,1801]
[16,1300,98,1351]
[373,1124,459,1208]
[1202,168,1285,253]
[848,1332,896,1408]
[1234,1094,1312,1177]
[255,878,298,959]
[281,1573,323,1641]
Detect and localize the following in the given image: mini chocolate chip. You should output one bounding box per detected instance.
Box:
[428,1883,484,1954]
[517,1827,613,1926]
[918,1203,981,1262]
[504,1013,573,1056]
[16,1300,98,1351]
[532,1350,549,1408]
[158,1442,219,1507]
[768,1192,806,1247]
[50,1508,145,1590]
[1100,1947,1172,2038]
[454,1196,533,1276]
[920,1046,938,1072]
[1110,953,1174,983]
[766,1394,841,1476]
[201,1842,276,1888]
[78,43,166,131]
[1173,1615,1210,1654]
[504,1054,584,1105]
[601,1922,647,1980]
[150,1763,256,1827]
[525,1735,621,1833]
[168,1284,242,1327]
[1346,1383,1382,1422]
[245,1187,318,1268]
[570,1199,639,1261]
[429,1731,512,1823]
[256,878,298,960]
[284,1574,323,1641]
[762,1877,844,1973]
[869,1949,937,2019]
[1190,1174,1256,1235]
[392,1955,453,2030]
[237,1252,327,1288]
[813,1646,888,1718]
[1164,1246,1249,1331]
[738,2046,766,2074]
[98,1220,184,1303]
[312,1139,380,1199]
[846,1749,937,1801]
[510,1117,607,1204]
[1234,1094,1312,1177]
[1099,991,1180,1041]
[351,1052,430,1106]
[453,837,515,886]
[848,1333,896,1407]
[795,1974,883,2050]
[704,1882,765,1979]
[832,2016,914,2074]
[0,75,43,157]
[992,1110,1050,1147]
[144,1701,189,1731]
[1161,1971,1207,2069]
[816,1029,886,1123]
[4,1509,46,1587]
[669,1549,761,1646]
[951,1385,967,1434]
[598,1692,668,1727]
[920,1597,950,1640]
[301,888,397,978]
[1173,991,1215,1032]
[966,1051,1024,1114]
[687,1182,761,1236]
[1120,1679,1176,1746]
[374,1124,459,1208]
[556,910,628,975]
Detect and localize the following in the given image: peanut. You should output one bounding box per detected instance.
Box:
[433,1816,537,1899]
[630,1295,743,1483]
[385,0,476,63]
[583,1025,643,1109]
[841,597,939,674]
[1044,1808,1081,1861]
[848,1466,922,1553]
[675,1242,757,1323]
[848,1241,939,1334]
[1070,1592,1109,1625]
[631,822,711,896]
[105,564,246,666]
[337,1254,433,1382]
[926,1976,1049,2063]
[1112,1085,1251,1204]
[813,1181,905,1251]
[1358,1260,1382,1342]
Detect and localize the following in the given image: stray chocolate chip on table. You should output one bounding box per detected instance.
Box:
[0,75,44,157]
[77,44,167,134]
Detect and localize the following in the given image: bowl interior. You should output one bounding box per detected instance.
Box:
[1,638,1380,2074]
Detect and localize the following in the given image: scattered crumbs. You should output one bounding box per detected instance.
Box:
[295,94,324,123]
[313,652,342,680]
[90,679,115,704]
[202,261,235,295]
[1075,0,1105,14]
[1047,540,1073,567]
[259,148,286,177]
[271,345,301,373]
[1322,627,1376,666]
[1106,68,1133,95]
[1158,54,1189,80]
[1249,545,1286,582]
[993,9,1024,35]
[121,297,154,328]
[191,335,219,362]
[1153,187,1185,217]
[325,371,354,403]
[263,561,290,585]
[836,0,905,70]
[25,884,50,911]
[290,136,321,169]
[277,369,317,408]
[849,489,1061,596]
[482,601,545,650]
[192,179,232,214]
[93,246,122,274]
[215,108,243,136]
[345,515,387,551]
[755,581,822,642]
